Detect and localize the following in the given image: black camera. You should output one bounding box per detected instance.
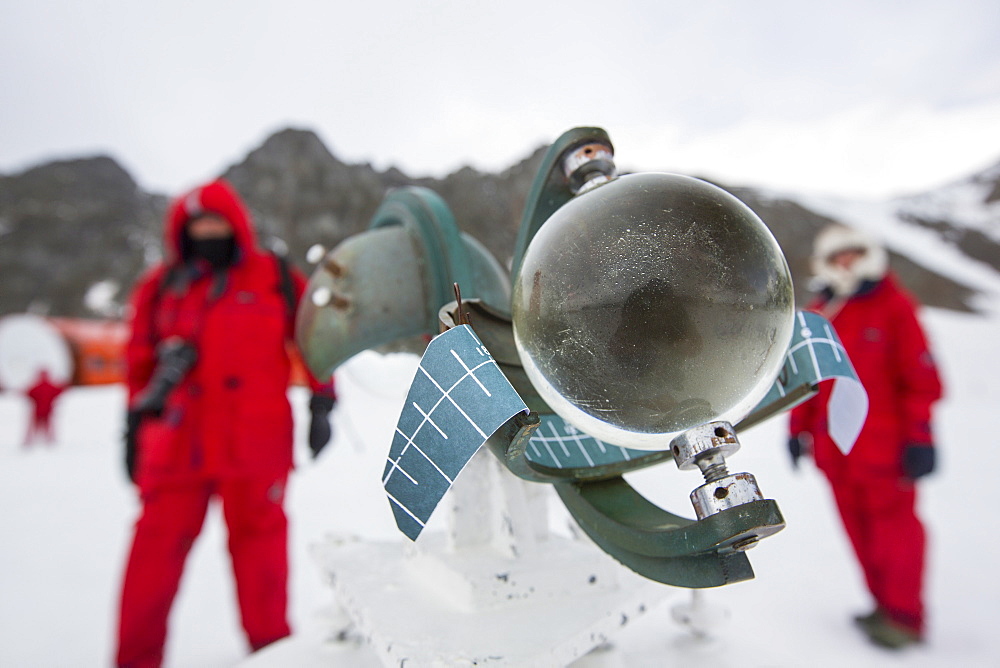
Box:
[132,338,198,416]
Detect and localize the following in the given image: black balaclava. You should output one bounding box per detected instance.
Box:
[182,228,237,270]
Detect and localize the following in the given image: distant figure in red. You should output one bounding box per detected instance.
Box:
[24,369,66,446]
[116,180,336,668]
[788,224,942,649]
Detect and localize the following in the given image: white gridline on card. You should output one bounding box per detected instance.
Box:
[382,352,496,485]
[773,312,847,398]
[383,340,501,525]
[527,420,634,469]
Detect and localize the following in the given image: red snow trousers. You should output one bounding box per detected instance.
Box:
[116,474,290,668]
[827,472,926,632]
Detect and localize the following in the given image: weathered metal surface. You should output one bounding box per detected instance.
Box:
[296,186,510,379]
[690,473,765,521]
[296,225,429,380]
[510,127,613,280]
[555,478,785,587]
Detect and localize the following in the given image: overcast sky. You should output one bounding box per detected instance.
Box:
[2,0,999,199]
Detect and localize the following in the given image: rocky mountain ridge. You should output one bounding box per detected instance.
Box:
[1,127,996,318]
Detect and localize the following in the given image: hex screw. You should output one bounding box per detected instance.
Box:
[731,536,759,552]
[673,422,768,521]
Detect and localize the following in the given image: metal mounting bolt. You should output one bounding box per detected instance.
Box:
[561,141,617,194]
[670,422,764,521]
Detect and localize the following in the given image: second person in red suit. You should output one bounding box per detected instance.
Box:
[789,224,942,649]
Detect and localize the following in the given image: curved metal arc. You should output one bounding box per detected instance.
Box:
[297,187,513,379]
[370,186,473,309]
[557,495,756,589]
[295,225,433,379]
[561,479,785,557]
[510,126,613,280]
[555,480,784,588]
[482,408,782,587]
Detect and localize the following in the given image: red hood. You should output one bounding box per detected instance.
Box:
[164,180,257,264]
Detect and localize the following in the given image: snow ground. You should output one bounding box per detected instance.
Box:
[1,307,999,667]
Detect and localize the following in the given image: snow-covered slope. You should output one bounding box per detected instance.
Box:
[895,161,1000,240]
[796,192,1000,308]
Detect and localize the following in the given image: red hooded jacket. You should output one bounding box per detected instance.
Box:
[126,180,327,485]
[789,273,943,480]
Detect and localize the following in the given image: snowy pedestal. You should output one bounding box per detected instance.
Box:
[310,532,671,666]
[302,451,673,666]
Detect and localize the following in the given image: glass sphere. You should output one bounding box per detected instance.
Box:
[511,173,794,450]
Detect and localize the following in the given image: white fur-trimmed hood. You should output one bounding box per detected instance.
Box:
[810,224,888,296]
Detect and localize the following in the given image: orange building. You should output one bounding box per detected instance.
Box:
[47,317,129,386]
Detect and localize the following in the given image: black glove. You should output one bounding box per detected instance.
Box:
[125,410,142,483]
[788,433,811,470]
[903,444,936,480]
[308,394,336,458]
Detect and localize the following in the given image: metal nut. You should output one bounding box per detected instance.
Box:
[690,472,763,520]
[670,421,739,471]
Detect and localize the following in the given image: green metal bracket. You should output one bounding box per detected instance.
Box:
[555,479,784,588]
[510,127,613,280]
[370,186,477,314]
[296,186,509,380]
[476,408,783,588]
[479,406,784,588]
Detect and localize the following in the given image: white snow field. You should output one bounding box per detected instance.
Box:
[2,305,999,667]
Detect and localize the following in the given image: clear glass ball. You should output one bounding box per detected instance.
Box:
[511,173,794,450]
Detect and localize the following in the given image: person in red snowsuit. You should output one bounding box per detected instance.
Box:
[116,180,336,668]
[23,369,66,445]
[789,224,942,649]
